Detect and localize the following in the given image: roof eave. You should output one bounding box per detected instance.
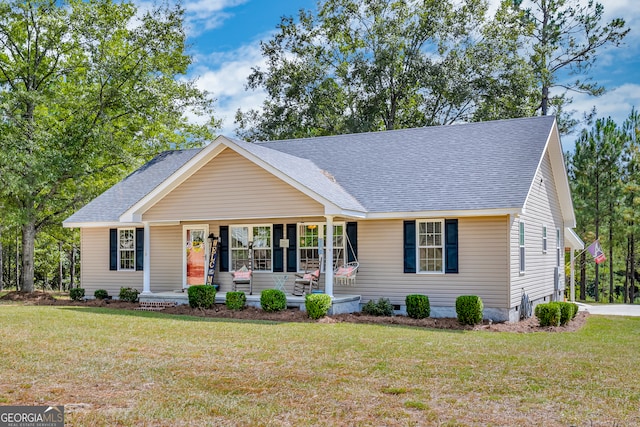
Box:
[365,207,522,220]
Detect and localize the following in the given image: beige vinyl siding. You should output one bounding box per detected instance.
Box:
[80,228,142,296]
[510,151,565,306]
[143,148,324,222]
[337,217,509,308]
[148,225,183,292]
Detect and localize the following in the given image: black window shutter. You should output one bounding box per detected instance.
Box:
[135,228,144,271]
[286,224,297,272]
[273,224,284,272]
[445,219,459,274]
[403,221,416,273]
[346,222,358,263]
[219,226,229,272]
[109,229,118,271]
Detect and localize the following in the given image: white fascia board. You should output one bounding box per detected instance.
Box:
[63,221,143,229]
[120,139,227,223]
[63,220,181,229]
[365,207,522,220]
[522,119,576,227]
[565,227,585,250]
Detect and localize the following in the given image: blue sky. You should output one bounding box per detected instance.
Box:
[153,0,639,150]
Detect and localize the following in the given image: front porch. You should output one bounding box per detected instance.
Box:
[139,291,362,315]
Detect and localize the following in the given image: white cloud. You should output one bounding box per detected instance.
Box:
[188,43,267,137]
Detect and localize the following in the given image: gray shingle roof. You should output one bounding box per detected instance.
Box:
[64,116,556,225]
[64,149,201,224]
[262,116,556,213]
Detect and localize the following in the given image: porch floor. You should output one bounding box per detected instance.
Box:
[139,290,362,315]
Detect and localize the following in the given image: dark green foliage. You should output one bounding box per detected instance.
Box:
[94,289,109,300]
[119,287,140,303]
[534,303,561,327]
[187,285,215,309]
[570,302,579,319]
[260,289,286,312]
[69,288,85,301]
[225,291,246,310]
[406,294,430,319]
[362,298,394,316]
[557,302,574,326]
[456,295,484,325]
[305,293,332,319]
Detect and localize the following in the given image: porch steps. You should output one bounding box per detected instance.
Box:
[136,301,177,311]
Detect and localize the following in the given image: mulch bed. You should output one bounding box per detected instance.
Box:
[0,291,588,332]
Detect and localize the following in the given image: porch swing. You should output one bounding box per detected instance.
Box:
[333,231,359,287]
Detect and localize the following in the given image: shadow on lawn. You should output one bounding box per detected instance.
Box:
[57,305,471,333]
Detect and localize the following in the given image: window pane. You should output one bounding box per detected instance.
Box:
[231,227,249,249]
[253,226,271,248]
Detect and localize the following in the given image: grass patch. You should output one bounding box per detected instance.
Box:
[0,306,639,426]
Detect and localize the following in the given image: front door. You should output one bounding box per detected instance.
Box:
[184,226,208,288]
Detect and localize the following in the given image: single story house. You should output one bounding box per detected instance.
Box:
[63,116,583,321]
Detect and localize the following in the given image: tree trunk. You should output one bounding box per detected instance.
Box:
[70,245,76,290]
[58,241,63,291]
[580,251,586,300]
[0,223,3,291]
[541,85,549,116]
[21,222,36,293]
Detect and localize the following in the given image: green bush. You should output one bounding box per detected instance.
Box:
[361,298,394,316]
[558,302,574,326]
[94,289,109,300]
[69,288,85,301]
[187,285,215,309]
[570,302,579,319]
[456,295,484,325]
[305,293,332,319]
[260,289,286,312]
[555,301,579,324]
[119,287,140,303]
[406,294,430,319]
[225,291,246,310]
[534,302,561,327]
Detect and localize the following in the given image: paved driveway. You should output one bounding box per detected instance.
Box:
[577,303,640,317]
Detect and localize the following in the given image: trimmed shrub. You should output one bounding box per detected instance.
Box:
[305,293,332,319]
[534,302,561,327]
[406,294,430,319]
[362,298,394,316]
[69,288,85,301]
[260,289,286,312]
[456,295,484,325]
[119,287,140,303]
[94,289,109,300]
[558,302,574,326]
[226,291,246,310]
[187,285,215,309]
[570,302,579,319]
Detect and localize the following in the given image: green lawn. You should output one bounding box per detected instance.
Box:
[0,305,639,426]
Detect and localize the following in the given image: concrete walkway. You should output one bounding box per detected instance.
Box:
[577,302,640,317]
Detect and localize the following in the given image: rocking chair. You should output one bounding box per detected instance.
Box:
[293,259,320,296]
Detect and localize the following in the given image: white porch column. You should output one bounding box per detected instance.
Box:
[570,249,576,302]
[324,215,334,297]
[142,221,151,295]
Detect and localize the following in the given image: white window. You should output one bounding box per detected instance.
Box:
[230,225,272,271]
[298,223,345,271]
[519,221,525,273]
[556,228,562,267]
[118,228,135,271]
[542,225,547,253]
[417,220,444,273]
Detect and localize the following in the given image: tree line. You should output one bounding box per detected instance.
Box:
[0,0,630,295]
[567,109,640,303]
